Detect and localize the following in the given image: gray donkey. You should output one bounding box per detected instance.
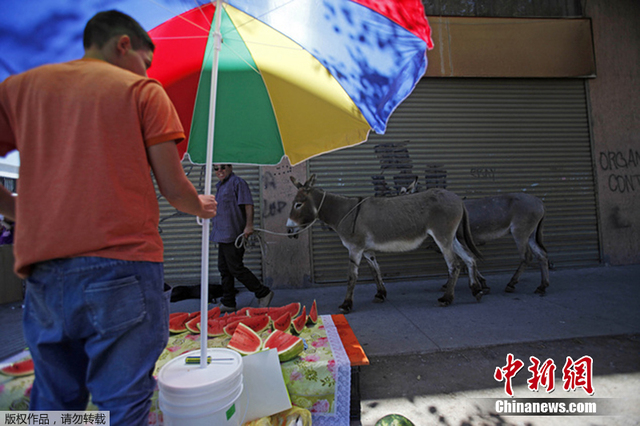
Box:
[402,179,549,294]
[464,193,549,294]
[286,175,485,313]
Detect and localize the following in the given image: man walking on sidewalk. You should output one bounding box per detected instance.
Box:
[210,164,273,312]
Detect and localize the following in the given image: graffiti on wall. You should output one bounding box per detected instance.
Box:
[598,149,640,193]
[261,163,292,219]
[470,167,496,181]
[371,141,447,196]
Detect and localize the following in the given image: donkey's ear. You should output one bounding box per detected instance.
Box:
[406,177,418,193]
[290,176,303,189]
[305,174,316,188]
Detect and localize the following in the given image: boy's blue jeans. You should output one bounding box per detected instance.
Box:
[23,257,170,426]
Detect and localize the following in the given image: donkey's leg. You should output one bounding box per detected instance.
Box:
[438,249,461,307]
[505,229,532,293]
[340,249,363,314]
[363,251,387,303]
[452,238,485,301]
[529,237,550,295]
[505,258,529,293]
[476,270,489,292]
[432,234,462,306]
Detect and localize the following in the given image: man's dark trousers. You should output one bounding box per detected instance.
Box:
[218,242,269,307]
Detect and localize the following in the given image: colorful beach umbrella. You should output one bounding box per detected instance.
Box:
[1,0,433,368]
[145,0,432,364]
[147,0,433,166]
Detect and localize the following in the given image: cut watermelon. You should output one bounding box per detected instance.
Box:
[1,358,34,377]
[263,330,304,362]
[223,318,244,336]
[307,300,318,325]
[227,323,262,356]
[291,306,306,334]
[224,315,270,336]
[207,306,221,320]
[207,319,226,337]
[246,303,301,320]
[279,302,301,318]
[273,312,292,332]
[246,307,270,317]
[169,312,188,320]
[169,312,190,334]
[185,315,202,334]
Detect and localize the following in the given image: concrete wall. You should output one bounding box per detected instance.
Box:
[260,160,312,288]
[426,16,595,77]
[586,0,640,265]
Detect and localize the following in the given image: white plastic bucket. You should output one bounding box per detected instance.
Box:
[158,348,244,426]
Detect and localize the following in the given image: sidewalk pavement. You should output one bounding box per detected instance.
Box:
[2,264,639,425]
[171,263,640,426]
[170,263,639,359]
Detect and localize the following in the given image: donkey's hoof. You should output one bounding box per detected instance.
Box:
[438,296,453,307]
[339,301,353,314]
[373,291,386,303]
[534,286,547,295]
[505,284,516,293]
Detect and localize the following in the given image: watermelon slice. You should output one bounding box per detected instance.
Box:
[223,318,245,336]
[224,315,270,336]
[246,307,270,317]
[227,323,262,356]
[279,302,301,318]
[246,303,301,320]
[207,306,221,320]
[207,319,226,337]
[263,330,304,362]
[273,312,292,332]
[185,315,202,334]
[169,312,190,334]
[307,300,318,325]
[291,306,306,334]
[1,358,34,377]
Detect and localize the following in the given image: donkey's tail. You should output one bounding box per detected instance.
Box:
[461,207,483,259]
[535,214,548,254]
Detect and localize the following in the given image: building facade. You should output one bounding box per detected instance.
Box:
[155,0,639,288]
[5,1,635,291]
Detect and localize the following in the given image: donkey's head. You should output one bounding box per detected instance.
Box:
[286,174,318,238]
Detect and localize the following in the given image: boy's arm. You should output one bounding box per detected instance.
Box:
[147,140,217,218]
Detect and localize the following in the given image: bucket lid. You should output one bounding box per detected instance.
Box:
[158,348,243,396]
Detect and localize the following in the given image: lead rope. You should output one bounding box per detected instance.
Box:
[234,190,328,255]
[335,196,369,233]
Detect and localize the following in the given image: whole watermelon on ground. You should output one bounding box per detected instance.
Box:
[375,414,415,426]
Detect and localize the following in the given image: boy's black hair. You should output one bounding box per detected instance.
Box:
[83,10,155,52]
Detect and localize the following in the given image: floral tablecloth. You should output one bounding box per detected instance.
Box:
[0,315,351,426]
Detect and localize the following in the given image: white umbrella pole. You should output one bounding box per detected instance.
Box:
[200,0,224,369]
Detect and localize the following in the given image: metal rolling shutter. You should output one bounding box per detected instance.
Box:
[155,163,262,286]
[309,78,600,284]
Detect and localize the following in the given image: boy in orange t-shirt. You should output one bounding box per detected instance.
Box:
[0,11,216,425]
